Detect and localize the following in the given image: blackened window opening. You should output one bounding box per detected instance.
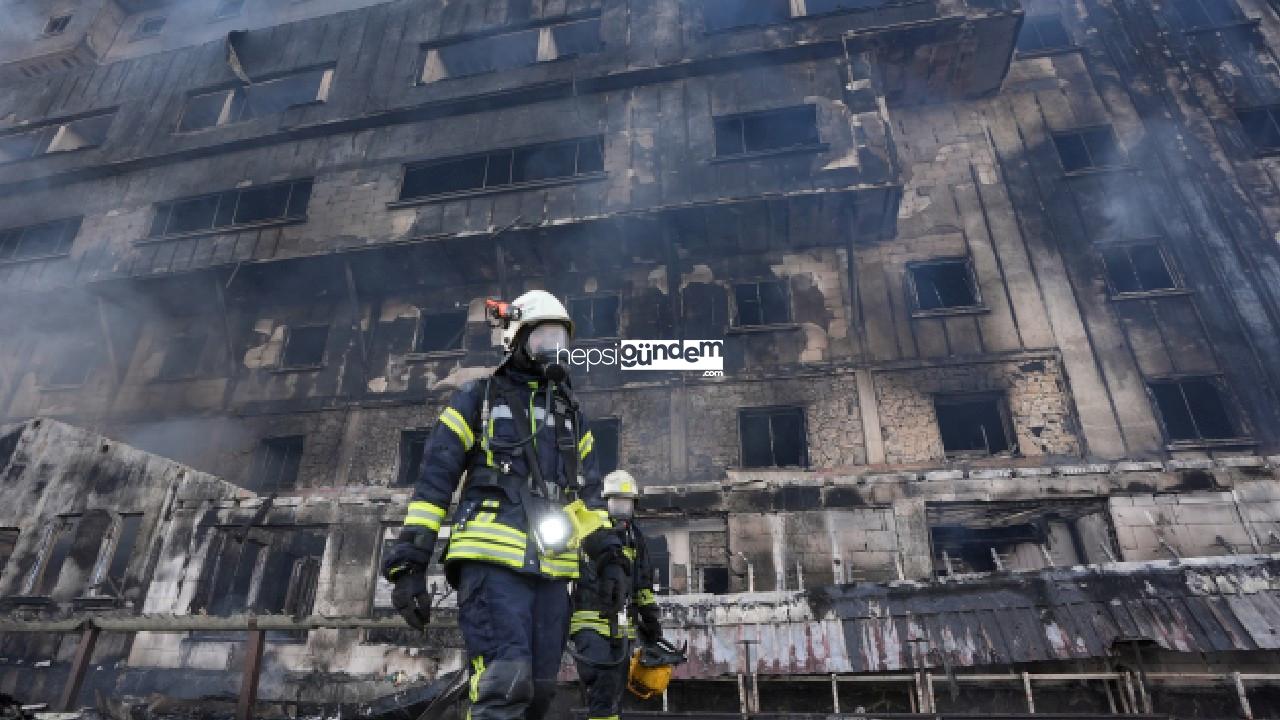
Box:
[0,529,18,584]
[740,407,807,468]
[158,333,208,380]
[1150,378,1238,442]
[734,281,790,326]
[400,137,604,201]
[135,16,166,38]
[591,419,620,475]
[1054,127,1124,172]
[34,516,79,596]
[910,260,980,311]
[281,325,328,368]
[0,113,114,164]
[397,430,430,487]
[424,17,601,82]
[1238,106,1280,152]
[0,217,79,262]
[149,180,312,238]
[194,526,325,641]
[102,514,143,595]
[1101,244,1178,294]
[43,14,72,35]
[250,436,304,491]
[703,0,790,31]
[1170,0,1239,28]
[213,0,245,19]
[1017,15,1071,53]
[806,0,891,15]
[177,68,331,132]
[935,395,1015,457]
[702,566,730,594]
[416,310,467,353]
[715,106,820,157]
[570,296,621,339]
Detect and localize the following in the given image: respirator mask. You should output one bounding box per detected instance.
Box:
[607,496,636,520]
[524,323,571,382]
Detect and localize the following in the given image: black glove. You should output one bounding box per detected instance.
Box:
[381,529,436,582]
[390,571,432,630]
[599,561,631,613]
[636,605,662,643]
[581,527,626,569]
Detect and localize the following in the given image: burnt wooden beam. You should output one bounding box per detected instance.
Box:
[57,624,100,712]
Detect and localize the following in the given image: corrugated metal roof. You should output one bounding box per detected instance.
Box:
[661,556,1280,677]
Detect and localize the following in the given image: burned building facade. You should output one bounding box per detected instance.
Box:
[3,0,1280,715]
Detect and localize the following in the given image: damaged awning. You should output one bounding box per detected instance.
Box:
[662,556,1280,677]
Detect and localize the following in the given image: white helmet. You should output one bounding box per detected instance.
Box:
[500,290,574,354]
[602,470,639,499]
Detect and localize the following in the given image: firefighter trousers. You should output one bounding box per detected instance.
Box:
[572,628,627,720]
[457,563,570,720]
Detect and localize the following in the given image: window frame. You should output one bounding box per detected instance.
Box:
[1015,15,1074,55]
[730,280,793,328]
[0,111,116,165]
[394,136,606,204]
[1236,105,1280,155]
[42,14,72,37]
[702,0,792,33]
[396,429,432,487]
[711,105,825,161]
[906,257,986,317]
[412,309,469,355]
[174,66,335,134]
[155,331,210,381]
[933,392,1019,459]
[1097,239,1187,299]
[1146,375,1249,447]
[590,417,621,476]
[1170,0,1241,30]
[132,15,167,40]
[738,405,809,469]
[568,294,622,340]
[278,323,329,370]
[0,217,81,266]
[418,12,604,84]
[144,178,313,242]
[1052,125,1128,174]
[249,435,306,491]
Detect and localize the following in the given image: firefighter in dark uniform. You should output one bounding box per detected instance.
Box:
[571,470,663,720]
[380,290,630,720]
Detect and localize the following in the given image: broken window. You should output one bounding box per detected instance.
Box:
[0,113,114,164]
[177,68,333,132]
[1238,106,1280,152]
[396,430,430,487]
[212,0,245,19]
[934,394,1015,457]
[90,514,143,596]
[740,407,807,468]
[148,179,312,238]
[1149,377,1239,442]
[1053,126,1125,172]
[194,526,325,639]
[702,566,730,594]
[590,418,620,475]
[1016,15,1072,53]
[399,137,603,201]
[133,16,166,39]
[420,16,601,83]
[714,106,821,157]
[30,516,78,596]
[0,217,80,262]
[804,0,890,16]
[1100,243,1180,295]
[416,310,467,353]
[281,324,328,368]
[157,332,207,380]
[928,501,1116,577]
[43,14,72,36]
[249,436,304,491]
[733,281,790,326]
[1170,0,1239,28]
[703,0,790,32]
[0,529,18,584]
[908,259,981,312]
[569,296,621,339]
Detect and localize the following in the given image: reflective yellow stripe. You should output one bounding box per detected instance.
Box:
[456,520,527,546]
[635,588,657,606]
[404,501,446,531]
[578,431,594,460]
[439,407,474,450]
[446,542,526,568]
[588,716,620,720]
[468,655,485,713]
